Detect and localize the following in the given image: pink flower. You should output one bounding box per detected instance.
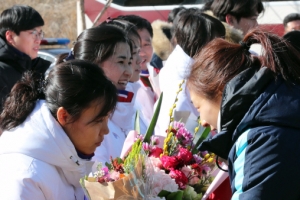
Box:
[181,166,192,178]
[149,146,163,158]
[142,142,152,152]
[109,171,120,181]
[172,121,185,130]
[169,169,189,189]
[189,176,200,185]
[144,166,178,196]
[151,136,160,145]
[149,156,163,168]
[177,147,193,164]
[160,155,180,170]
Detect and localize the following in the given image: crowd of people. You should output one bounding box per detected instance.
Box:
[0,0,300,199]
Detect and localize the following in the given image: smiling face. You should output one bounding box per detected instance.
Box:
[60,100,110,155]
[101,42,133,90]
[138,28,153,70]
[5,26,43,59]
[189,89,221,132]
[129,36,141,82]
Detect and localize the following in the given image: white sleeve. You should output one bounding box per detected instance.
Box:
[0,171,46,200]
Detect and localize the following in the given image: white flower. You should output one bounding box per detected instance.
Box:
[145,166,178,196]
[149,197,166,200]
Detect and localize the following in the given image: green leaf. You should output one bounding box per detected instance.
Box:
[166,191,184,200]
[192,126,211,154]
[144,92,163,143]
[105,162,112,170]
[158,190,171,197]
[134,110,140,134]
[158,190,184,200]
[116,157,124,164]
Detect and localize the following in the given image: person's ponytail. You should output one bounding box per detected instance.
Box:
[0,71,42,132]
[244,29,300,84]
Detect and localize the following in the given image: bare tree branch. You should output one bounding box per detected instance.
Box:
[92,0,113,27]
[79,0,86,30]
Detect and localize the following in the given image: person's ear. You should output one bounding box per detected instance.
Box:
[57,107,72,126]
[225,14,236,26]
[5,30,14,45]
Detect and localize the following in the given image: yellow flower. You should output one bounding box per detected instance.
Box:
[204,154,210,159]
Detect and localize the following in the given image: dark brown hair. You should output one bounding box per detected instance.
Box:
[210,0,264,22]
[0,60,117,131]
[187,29,300,101]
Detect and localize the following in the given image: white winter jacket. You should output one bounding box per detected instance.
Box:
[0,100,93,200]
[93,97,136,164]
[155,45,199,136]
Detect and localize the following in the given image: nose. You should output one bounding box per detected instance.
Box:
[139,48,146,57]
[200,119,210,128]
[125,63,133,77]
[102,118,110,136]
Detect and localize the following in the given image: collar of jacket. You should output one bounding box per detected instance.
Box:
[0,36,32,73]
[198,66,274,159]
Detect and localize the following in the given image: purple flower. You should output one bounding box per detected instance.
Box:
[172,121,185,130]
[193,154,203,164]
[176,127,193,145]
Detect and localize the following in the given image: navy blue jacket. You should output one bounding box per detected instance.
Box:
[199,66,300,199]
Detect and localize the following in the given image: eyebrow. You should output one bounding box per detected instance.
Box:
[117,55,128,59]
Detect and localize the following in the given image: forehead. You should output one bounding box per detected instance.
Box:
[130,35,141,47]
[114,42,130,52]
[24,26,43,31]
[287,20,300,27]
[137,28,152,41]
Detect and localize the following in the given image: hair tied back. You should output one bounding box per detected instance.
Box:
[63,50,75,62]
[239,41,250,51]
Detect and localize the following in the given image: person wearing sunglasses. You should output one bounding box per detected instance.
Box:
[0,5,51,110]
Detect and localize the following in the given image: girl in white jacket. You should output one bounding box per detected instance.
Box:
[156,9,226,136]
[55,24,134,164]
[0,60,117,200]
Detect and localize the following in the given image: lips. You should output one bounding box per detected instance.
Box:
[117,80,128,89]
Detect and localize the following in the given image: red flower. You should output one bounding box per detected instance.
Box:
[177,147,193,164]
[149,146,163,158]
[169,169,189,189]
[191,163,203,176]
[160,155,180,170]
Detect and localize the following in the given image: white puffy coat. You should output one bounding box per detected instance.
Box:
[0,100,93,200]
[155,45,199,136]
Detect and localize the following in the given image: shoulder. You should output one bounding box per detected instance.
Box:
[32,57,52,75]
[0,154,57,200]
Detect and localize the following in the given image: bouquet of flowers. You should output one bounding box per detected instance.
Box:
[81,83,218,199]
[80,94,166,200]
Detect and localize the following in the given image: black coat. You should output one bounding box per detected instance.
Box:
[199,66,300,199]
[0,37,51,109]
